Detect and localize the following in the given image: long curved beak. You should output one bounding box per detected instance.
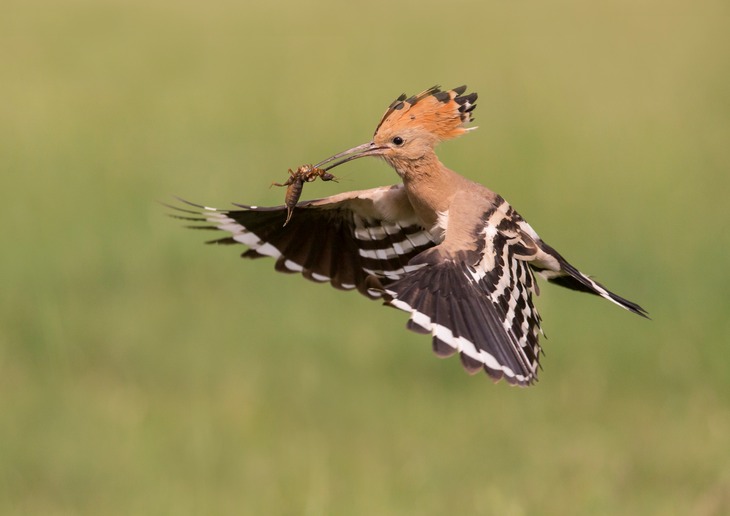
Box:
[314,142,387,171]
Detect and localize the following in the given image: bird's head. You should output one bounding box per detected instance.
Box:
[316,85,477,174]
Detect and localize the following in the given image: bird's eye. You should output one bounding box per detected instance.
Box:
[392,136,404,146]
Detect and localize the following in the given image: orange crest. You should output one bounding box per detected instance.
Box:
[374,85,478,141]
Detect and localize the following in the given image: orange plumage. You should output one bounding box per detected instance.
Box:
[374,85,478,143]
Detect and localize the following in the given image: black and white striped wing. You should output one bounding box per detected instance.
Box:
[379,200,544,386]
[381,258,542,386]
[171,184,437,297]
[379,195,647,385]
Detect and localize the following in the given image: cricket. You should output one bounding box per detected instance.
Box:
[272,164,337,226]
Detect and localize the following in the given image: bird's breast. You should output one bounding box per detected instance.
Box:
[427,210,449,242]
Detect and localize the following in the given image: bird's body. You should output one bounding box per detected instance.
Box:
[174,85,647,386]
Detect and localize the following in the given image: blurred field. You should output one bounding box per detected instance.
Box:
[1,0,729,514]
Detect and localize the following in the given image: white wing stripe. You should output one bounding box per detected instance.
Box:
[256,243,281,258]
[233,233,262,247]
[284,260,303,272]
[388,295,529,382]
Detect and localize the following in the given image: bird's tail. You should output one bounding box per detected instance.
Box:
[534,242,649,318]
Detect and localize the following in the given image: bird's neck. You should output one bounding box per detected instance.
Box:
[390,151,461,230]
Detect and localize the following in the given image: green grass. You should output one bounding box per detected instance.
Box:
[2,0,729,514]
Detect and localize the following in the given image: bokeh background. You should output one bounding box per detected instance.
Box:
[2,0,729,514]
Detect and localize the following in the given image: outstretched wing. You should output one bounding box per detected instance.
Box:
[169,184,438,298]
[372,197,544,386]
[379,239,542,385]
[377,194,647,386]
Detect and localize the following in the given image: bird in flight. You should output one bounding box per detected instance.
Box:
[172,85,647,386]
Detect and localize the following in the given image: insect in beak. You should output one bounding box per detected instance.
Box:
[272,165,338,226]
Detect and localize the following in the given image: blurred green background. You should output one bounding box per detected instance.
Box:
[2,0,729,514]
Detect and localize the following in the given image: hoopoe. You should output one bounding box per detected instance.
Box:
[173,85,647,386]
